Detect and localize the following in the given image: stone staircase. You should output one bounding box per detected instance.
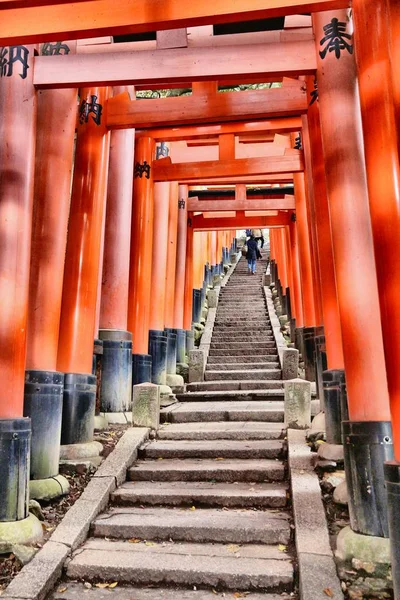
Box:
[53,257,294,599]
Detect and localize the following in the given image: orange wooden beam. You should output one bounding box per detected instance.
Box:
[107,85,307,130]
[187,196,295,212]
[152,151,303,182]
[33,41,316,89]
[192,211,290,231]
[0,0,349,45]
[182,175,295,185]
[136,118,302,142]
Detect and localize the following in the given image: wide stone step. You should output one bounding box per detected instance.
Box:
[128,458,285,482]
[213,321,271,328]
[139,439,284,459]
[187,381,283,392]
[161,401,284,423]
[209,348,277,356]
[112,480,288,508]
[211,342,276,350]
[205,362,279,371]
[210,330,273,338]
[92,506,291,545]
[157,421,286,441]
[207,355,279,364]
[66,539,293,592]
[205,369,281,381]
[211,336,274,344]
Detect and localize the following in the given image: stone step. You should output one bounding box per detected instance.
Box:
[207,355,279,364]
[50,582,292,600]
[157,421,286,441]
[210,342,276,350]
[92,506,291,545]
[139,439,284,459]
[209,348,277,356]
[187,381,283,392]
[66,539,293,592]
[185,383,284,394]
[216,311,268,317]
[211,336,274,344]
[128,458,285,482]
[210,330,273,338]
[112,480,288,509]
[205,362,279,371]
[161,401,284,423]
[213,321,271,328]
[205,369,281,381]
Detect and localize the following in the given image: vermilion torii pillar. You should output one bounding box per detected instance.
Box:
[352,0,400,585]
[288,218,304,329]
[313,9,392,539]
[304,77,344,373]
[148,182,170,386]
[25,41,77,498]
[128,136,155,384]
[183,215,194,353]
[0,43,43,541]
[57,87,110,447]
[173,184,188,364]
[99,86,135,415]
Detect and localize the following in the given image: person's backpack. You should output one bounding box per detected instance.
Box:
[241,244,248,256]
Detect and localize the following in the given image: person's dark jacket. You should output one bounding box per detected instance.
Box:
[246,238,258,260]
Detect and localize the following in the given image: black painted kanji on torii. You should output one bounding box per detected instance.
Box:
[294,134,302,150]
[309,77,319,106]
[134,161,151,179]
[0,46,29,79]
[79,95,103,126]
[319,18,353,60]
[178,199,186,209]
[41,42,71,56]
[156,141,169,159]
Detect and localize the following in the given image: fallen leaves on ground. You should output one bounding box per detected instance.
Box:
[278,544,287,552]
[323,588,333,597]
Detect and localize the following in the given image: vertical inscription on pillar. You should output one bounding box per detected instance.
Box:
[134,161,151,179]
[178,199,186,209]
[0,46,29,79]
[319,18,353,59]
[294,134,302,150]
[79,95,103,126]
[309,77,319,106]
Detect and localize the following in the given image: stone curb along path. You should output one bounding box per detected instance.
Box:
[288,429,344,600]
[1,428,150,600]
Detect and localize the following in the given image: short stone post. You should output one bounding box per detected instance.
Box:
[207,289,218,309]
[284,379,311,429]
[282,348,299,380]
[262,273,271,286]
[132,382,160,429]
[189,349,205,383]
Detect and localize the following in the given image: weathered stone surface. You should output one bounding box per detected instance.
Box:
[0,514,43,551]
[284,379,311,429]
[207,289,218,308]
[298,552,344,600]
[161,400,284,423]
[282,348,299,380]
[129,458,285,482]
[93,506,291,544]
[94,427,149,486]
[141,438,283,459]
[336,526,391,565]
[157,421,285,441]
[333,480,348,506]
[112,480,288,508]
[287,429,314,471]
[317,442,344,462]
[188,349,205,383]
[29,474,69,501]
[310,410,326,433]
[323,470,346,489]
[59,441,103,460]
[66,539,293,591]
[132,383,160,429]
[1,541,69,600]
[176,362,189,382]
[50,582,290,600]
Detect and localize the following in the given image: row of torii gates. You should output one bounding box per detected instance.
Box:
[1,0,400,595]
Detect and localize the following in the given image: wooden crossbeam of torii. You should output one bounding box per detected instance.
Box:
[187,195,296,212]
[33,41,315,89]
[136,119,302,141]
[191,211,291,231]
[152,151,303,183]
[0,0,350,45]
[107,85,307,130]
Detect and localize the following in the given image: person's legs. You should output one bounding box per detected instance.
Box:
[247,258,252,274]
[251,259,256,274]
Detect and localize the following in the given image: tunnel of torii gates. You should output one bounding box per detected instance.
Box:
[0,0,400,591]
